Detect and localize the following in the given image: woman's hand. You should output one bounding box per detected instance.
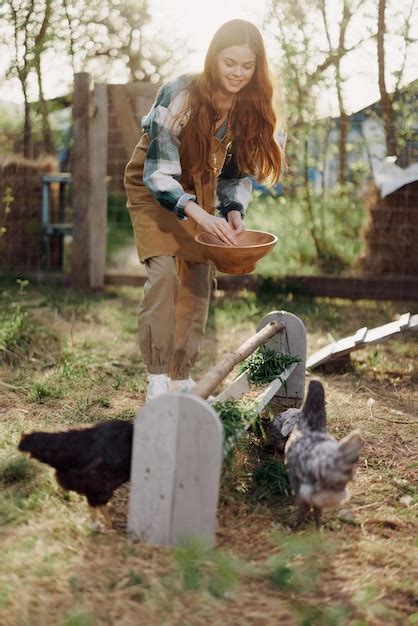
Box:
[199,213,238,245]
[184,201,237,245]
[227,210,245,236]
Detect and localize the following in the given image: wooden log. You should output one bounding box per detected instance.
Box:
[191,320,284,399]
[72,73,91,289]
[89,83,108,288]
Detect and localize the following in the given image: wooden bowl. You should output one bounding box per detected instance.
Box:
[195,229,278,275]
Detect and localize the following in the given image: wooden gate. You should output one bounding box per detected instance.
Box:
[72,72,158,288]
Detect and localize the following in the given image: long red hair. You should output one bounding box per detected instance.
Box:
[176,19,283,183]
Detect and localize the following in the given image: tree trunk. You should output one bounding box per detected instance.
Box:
[23,91,33,159]
[35,56,54,154]
[303,138,322,259]
[377,0,398,157]
[336,62,348,185]
[320,120,332,196]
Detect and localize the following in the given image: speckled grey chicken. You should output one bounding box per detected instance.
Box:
[265,407,301,453]
[285,380,362,528]
[18,420,133,527]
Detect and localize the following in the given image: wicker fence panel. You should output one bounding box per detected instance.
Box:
[0,156,57,272]
[359,181,418,276]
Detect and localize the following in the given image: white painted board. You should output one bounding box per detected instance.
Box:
[307,312,418,369]
[257,311,307,400]
[128,392,222,547]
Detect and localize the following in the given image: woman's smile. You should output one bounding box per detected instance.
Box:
[216,44,256,94]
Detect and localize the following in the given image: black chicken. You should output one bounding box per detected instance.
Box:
[285,380,362,528]
[18,420,133,527]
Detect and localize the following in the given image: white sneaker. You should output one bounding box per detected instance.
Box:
[169,378,196,393]
[146,374,171,400]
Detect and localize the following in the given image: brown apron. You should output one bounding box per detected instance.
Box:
[124,130,233,264]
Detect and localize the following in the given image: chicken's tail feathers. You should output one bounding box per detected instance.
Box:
[319,430,362,488]
[338,429,362,465]
[301,380,326,430]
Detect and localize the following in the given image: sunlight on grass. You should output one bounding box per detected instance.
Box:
[59,611,97,626]
[245,189,365,276]
[0,280,416,625]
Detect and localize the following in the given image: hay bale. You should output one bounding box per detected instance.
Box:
[358,181,418,276]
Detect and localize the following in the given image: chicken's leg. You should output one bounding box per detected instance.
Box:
[313,506,322,528]
[294,501,310,529]
[97,504,112,529]
[88,505,112,531]
[89,504,98,524]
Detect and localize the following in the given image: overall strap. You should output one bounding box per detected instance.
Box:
[192,130,234,213]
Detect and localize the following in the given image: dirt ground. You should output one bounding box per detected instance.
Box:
[0,283,417,626]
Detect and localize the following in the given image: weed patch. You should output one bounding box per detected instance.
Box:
[0,283,416,625]
[173,538,240,598]
[0,456,37,486]
[252,460,292,501]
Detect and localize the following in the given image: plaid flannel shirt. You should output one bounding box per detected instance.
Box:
[141,74,252,220]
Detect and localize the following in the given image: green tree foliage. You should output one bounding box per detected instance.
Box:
[374,0,417,159]
[0,0,191,156]
[61,0,190,83]
[265,0,416,271]
[266,0,358,263]
[1,0,61,156]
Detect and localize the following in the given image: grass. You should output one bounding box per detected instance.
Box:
[243,187,365,276]
[0,276,417,625]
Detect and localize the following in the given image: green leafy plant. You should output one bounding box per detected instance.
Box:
[0,456,37,486]
[0,185,14,239]
[252,460,292,501]
[28,382,63,403]
[268,530,328,592]
[59,612,96,626]
[212,398,260,461]
[172,537,240,598]
[0,279,30,360]
[240,345,301,385]
[267,531,351,624]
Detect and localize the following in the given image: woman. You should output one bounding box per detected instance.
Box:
[124,19,283,400]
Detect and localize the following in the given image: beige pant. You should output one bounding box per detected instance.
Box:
[138,256,213,379]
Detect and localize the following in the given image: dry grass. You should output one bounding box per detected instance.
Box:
[0,280,417,626]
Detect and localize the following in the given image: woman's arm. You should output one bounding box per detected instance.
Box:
[141,81,238,245]
[216,175,252,235]
[142,86,196,220]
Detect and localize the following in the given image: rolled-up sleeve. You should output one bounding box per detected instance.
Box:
[142,87,195,220]
[216,176,253,218]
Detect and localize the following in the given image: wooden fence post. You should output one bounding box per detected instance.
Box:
[72,72,91,289]
[128,392,223,547]
[90,83,108,288]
